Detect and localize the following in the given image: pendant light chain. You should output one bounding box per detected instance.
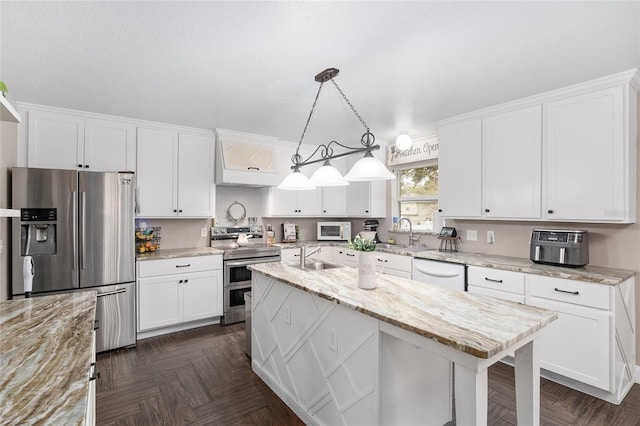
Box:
[331,79,369,132]
[294,81,324,165]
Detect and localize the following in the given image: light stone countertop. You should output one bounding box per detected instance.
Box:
[249,262,557,359]
[136,247,224,261]
[270,241,635,286]
[0,292,97,425]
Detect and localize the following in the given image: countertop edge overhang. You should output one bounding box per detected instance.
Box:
[249,262,558,359]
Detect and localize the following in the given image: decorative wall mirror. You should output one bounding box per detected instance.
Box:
[226,201,246,224]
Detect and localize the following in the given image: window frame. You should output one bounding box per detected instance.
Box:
[390,158,439,233]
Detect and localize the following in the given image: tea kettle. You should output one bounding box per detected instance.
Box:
[237,233,252,246]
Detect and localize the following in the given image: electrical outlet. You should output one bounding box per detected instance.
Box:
[466,230,477,241]
[328,324,338,352]
[200,227,208,237]
[283,305,291,325]
[487,231,495,244]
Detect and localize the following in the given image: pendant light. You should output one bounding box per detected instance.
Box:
[278,67,395,190]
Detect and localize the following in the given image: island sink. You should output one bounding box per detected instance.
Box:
[294,261,342,271]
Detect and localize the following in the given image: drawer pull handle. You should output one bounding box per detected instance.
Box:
[554,287,579,295]
[346,253,355,257]
[176,264,191,268]
[484,277,503,283]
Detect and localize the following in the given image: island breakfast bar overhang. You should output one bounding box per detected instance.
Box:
[248,262,557,425]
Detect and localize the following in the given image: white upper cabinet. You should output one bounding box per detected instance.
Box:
[268,187,322,216]
[178,134,215,217]
[22,106,135,171]
[27,110,84,169]
[137,127,214,218]
[436,68,639,223]
[437,119,482,218]
[543,86,634,222]
[345,151,387,218]
[137,128,178,217]
[84,118,136,172]
[482,106,542,219]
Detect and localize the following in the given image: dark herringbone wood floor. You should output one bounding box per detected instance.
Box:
[96,323,640,425]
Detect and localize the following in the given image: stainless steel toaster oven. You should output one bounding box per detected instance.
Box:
[530,229,589,267]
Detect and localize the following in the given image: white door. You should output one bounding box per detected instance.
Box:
[84,118,136,172]
[296,188,322,216]
[321,186,347,216]
[438,119,482,218]
[178,134,214,217]
[27,110,84,169]
[543,86,625,221]
[136,128,179,217]
[346,181,371,216]
[138,276,182,331]
[483,106,542,218]
[270,187,300,216]
[182,271,223,321]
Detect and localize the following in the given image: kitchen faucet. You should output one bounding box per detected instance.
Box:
[300,245,321,269]
[399,217,419,246]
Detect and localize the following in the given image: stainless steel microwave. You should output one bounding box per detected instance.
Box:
[317,222,351,241]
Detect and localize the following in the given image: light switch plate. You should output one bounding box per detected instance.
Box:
[201,227,208,237]
[466,230,477,241]
[487,231,495,243]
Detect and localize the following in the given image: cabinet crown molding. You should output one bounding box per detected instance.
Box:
[436,68,640,127]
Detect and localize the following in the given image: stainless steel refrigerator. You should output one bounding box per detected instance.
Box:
[12,167,136,352]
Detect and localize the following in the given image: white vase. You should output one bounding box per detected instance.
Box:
[358,251,378,290]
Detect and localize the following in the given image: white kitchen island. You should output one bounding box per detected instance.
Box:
[249,262,557,426]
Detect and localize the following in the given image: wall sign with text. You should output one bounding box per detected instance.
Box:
[387,136,439,166]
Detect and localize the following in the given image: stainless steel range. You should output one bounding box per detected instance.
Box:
[211,226,280,324]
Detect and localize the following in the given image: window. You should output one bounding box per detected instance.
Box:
[397,164,439,232]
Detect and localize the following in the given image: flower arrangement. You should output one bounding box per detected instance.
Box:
[347,234,376,252]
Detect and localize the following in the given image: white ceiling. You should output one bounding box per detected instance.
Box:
[2,1,639,146]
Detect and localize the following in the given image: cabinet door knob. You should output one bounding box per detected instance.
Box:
[178,209,183,213]
[184,279,189,283]
[78,164,83,168]
[85,165,90,168]
[179,279,183,283]
[438,209,443,212]
[365,210,369,213]
[548,209,554,214]
[485,209,490,213]
[173,209,178,213]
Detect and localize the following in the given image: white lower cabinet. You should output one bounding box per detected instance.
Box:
[137,255,223,335]
[333,247,359,268]
[280,247,301,263]
[374,252,412,279]
[467,265,635,404]
[467,266,526,303]
[85,331,97,426]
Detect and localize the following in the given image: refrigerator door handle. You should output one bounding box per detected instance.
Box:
[72,191,78,270]
[81,191,87,270]
[97,288,127,298]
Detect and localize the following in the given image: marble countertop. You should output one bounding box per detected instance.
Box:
[136,247,224,261]
[270,241,635,285]
[411,250,635,286]
[0,292,97,425]
[249,262,557,359]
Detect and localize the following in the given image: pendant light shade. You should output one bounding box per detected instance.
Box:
[344,152,396,181]
[309,161,349,186]
[395,133,412,150]
[277,168,316,190]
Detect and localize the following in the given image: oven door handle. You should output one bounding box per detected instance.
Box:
[225,258,279,268]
